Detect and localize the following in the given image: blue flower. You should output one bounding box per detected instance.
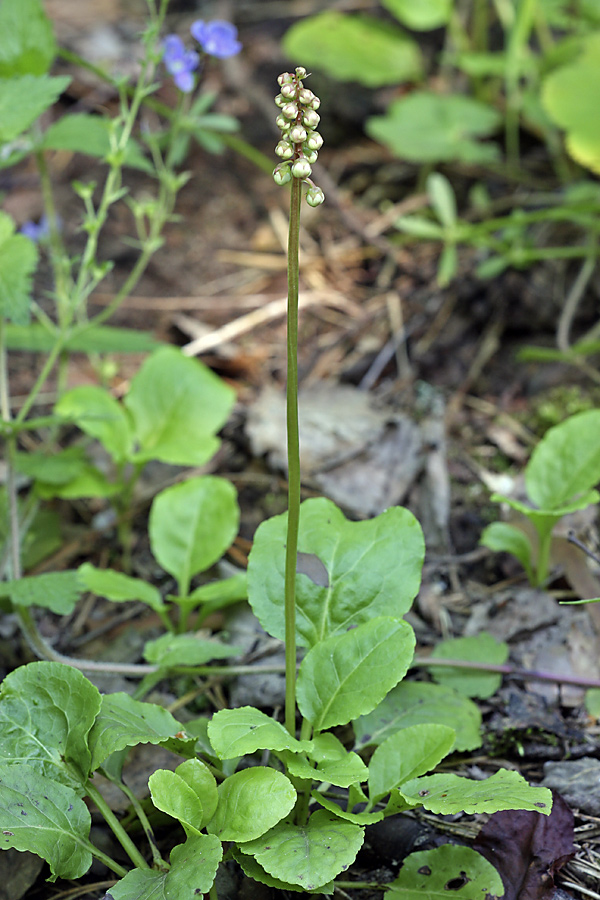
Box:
[162,34,200,93]
[20,214,51,242]
[190,20,242,58]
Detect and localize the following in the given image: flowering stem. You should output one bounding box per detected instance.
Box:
[284,175,302,737]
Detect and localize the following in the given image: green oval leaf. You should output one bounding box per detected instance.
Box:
[0,0,56,76]
[207,768,296,842]
[248,497,424,648]
[296,617,415,730]
[149,476,239,596]
[55,385,134,463]
[368,724,456,804]
[0,764,91,881]
[149,760,217,833]
[0,74,70,143]
[143,633,240,669]
[382,0,452,30]
[428,632,509,699]
[4,571,81,615]
[283,12,422,87]
[124,346,234,467]
[78,563,163,613]
[240,809,364,890]
[400,769,552,815]
[208,707,313,759]
[387,845,504,899]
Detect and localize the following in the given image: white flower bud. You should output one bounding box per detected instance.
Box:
[278,72,294,86]
[306,186,325,207]
[291,158,312,179]
[295,66,307,79]
[273,163,292,185]
[276,114,291,131]
[289,124,307,143]
[280,83,296,99]
[305,132,323,151]
[302,109,320,128]
[303,148,318,164]
[298,88,315,106]
[309,96,321,110]
[281,102,299,120]
[274,94,286,108]
[275,140,294,159]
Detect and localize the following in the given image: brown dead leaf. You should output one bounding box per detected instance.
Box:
[473,791,575,900]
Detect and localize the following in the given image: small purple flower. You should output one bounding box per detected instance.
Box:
[20,214,51,242]
[190,20,242,58]
[162,34,200,93]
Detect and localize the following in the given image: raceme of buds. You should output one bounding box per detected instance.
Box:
[272,66,324,206]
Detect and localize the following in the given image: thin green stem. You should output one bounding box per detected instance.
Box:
[105,775,168,871]
[284,176,302,738]
[86,780,150,871]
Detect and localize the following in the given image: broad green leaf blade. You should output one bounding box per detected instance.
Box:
[149,476,239,596]
[368,724,456,804]
[585,688,600,718]
[387,845,504,899]
[313,793,383,825]
[0,0,56,76]
[15,447,87,486]
[0,211,38,324]
[208,707,313,759]
[4,323,161,354]
[78,563,164,613]
[144,633,241,668]
[248,497,424,648]
[382,0,452,30]
[525,410,600,509]
[124,346,234,466]
[36,464,119,500]
[542,33,600,174]
[188,573,248,620]
[0,75,70,143]
[55,385,134,463]
[41,114,152,170]
[428,632,509,699]
[353,681,482,753]
[282,748,368,788]
[297,617,415,730]
[400,769,552,815]
[149,760,218,834]
[240,809,364,890]
[107,834,222,899]
[5,571,81,615]
[480,522,534,582]
[207,768,296,842]
[88,693,184,771]
[0,765,92,881]
[0,662,101,791]
[367,92,501,164]
[235,850,334,893]
[282,12,422,87]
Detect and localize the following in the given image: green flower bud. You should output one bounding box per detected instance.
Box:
[305,132,323,151]
[289,124,307,143]
[302,109,320,128]
[282,102,299,120]
[291,158,312,179]
[275,140,294,159]
[295,66,307,79]
[306,185,325,207]
[278,72,294,86]
[280,83,296,99]
[308,96,321,111]
[298,88,316,106]
[273,163,292,185]
[275,94,286,108]
[303,148,318,164]
[276,114,291,131]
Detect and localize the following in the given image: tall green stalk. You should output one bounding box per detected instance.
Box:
[273,67,325,737]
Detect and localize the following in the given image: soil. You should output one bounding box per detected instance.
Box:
[3,2,600,899]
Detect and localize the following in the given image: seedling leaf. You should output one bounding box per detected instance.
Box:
[297,617,415,730]
[144,632,241,668]
[400,769,552,815]
[0,662,101,791]
[480,522,535,583]
[88,692,185,771]
[149,759,218,833]
[240,809,364,890]
[387,845,504,899]
[368,724,456,804]
[354,681,482,752]
[367,92,501,164]
[55,385,134,463]
[3,571,81,615]
[208,707,313,759]
[206,768,296,842]
[107,834,222,898]
[0,764,92,881]
[283,12,422,87]
[428,632,509,698]
[78,563,164,613]
[248,498,424,648]
[125,346,234,466]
